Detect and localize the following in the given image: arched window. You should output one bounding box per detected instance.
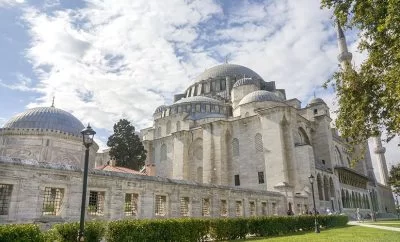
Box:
[255,133,263,152]
[166,121,171,134]
[232,138,239,157]
[160,144,167,162]
[317,174,324,200]
[157,127,161,138]
[323,176,330,201]
[176,121,181,132]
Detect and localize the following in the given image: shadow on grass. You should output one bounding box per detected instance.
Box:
[228,225,354,242]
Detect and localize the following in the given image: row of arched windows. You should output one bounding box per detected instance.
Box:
[156,121,181,138]
[341,189,370,209]
[231,133,263,157]
[316,174,335,201]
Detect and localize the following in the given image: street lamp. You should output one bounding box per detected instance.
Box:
[78,124,96,242]
[308,174,320,233]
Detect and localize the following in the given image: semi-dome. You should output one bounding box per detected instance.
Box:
[233,77,259,88]
[154,105,167,114]
[308,97,326,105]
[195,63,263,82]
[3,106,85,136]
[175,96,222,104]
[239,90,284,106]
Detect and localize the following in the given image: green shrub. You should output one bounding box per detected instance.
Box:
[209,218,248,240]
[0,224,43,242]
[53,221,106,242]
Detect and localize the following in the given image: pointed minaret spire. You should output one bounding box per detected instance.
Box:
[51,96,55,107]
[373,134,389,185]
[336,21,352,69]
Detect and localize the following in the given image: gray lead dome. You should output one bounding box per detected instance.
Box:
[3,107,85,136]
[195,63,263,82]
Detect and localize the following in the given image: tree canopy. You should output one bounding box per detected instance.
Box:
[107,119,147,170]
[321,0,400,143]
[389,164,400,195]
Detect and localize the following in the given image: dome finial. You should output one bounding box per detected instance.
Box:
[51,96,55,107]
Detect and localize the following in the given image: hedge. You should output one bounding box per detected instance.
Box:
[0,215,347,242]
[0,224,43,242]
[52,221,106,242]
[107,215,348,241]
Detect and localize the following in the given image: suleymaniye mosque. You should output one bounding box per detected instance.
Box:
[0,23,395,226]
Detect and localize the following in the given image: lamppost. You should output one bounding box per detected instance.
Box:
[308,174,320,233]
[78,124,96,242]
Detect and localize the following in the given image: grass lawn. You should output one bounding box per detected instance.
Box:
[368,219,400,228]
[233,225,399,242]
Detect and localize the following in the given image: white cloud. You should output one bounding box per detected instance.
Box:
[16,0,399,162]
[0,0,24,7]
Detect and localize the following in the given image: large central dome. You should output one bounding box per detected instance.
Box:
[194,63,263,82]
[3,106,85,136]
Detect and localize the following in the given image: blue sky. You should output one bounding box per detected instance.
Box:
[0,0,398,171]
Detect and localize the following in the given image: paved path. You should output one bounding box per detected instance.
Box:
[348,221,400,232]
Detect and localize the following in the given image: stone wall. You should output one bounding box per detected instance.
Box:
[0,156,285,224]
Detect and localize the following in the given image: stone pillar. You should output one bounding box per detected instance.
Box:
[202,124,214,184]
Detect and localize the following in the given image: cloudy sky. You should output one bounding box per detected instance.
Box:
[0,0,398,174]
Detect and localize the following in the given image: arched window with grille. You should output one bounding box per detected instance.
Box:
[255,133,263,152]
[166,121,171,134]
[160,144,167,162]
[232,138,239,157]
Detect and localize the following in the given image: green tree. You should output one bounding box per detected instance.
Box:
[389,164,400,195]
[321,0,400,143]
[107,119,147,170]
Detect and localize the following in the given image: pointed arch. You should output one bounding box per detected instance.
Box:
[298,127,310,145]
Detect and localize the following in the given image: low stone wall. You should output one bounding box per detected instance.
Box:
[0,156,285,225]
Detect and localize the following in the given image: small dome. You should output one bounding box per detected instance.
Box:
[309,98,326,105]
[239,90,284,106]
[195,63,263,82]
[3,106,84,136]
[154,105,167,114]
[174,96,222,104]
[233,77,258,88]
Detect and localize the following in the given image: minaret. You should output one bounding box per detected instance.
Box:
[373,135,389,185]
[336,22,353,70]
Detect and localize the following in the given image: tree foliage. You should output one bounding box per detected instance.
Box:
[321,0,400,143]
[107,119,147,170]
[389,164,400,195]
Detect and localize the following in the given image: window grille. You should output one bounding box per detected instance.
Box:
[0,184,13,215]
[261,202,267,215]
[202,198,210,216]
[180,197,190,217]
[249,201,256,216]
[258,171,265,184]
[88,191,105,216]
[255,133,263,152]
[155,195,167,216]
[234,175,240,186]
[160,144,167,161]
[42,187,64,216]
[272,202,277,215]
[235,201,243,217]
[232,138,239,157]
[220,200,228,217]
[125,193,138,216]
[166,121,171,134]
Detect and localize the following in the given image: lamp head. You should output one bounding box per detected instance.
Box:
[308,174,315,184]
[81,123,96,148]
